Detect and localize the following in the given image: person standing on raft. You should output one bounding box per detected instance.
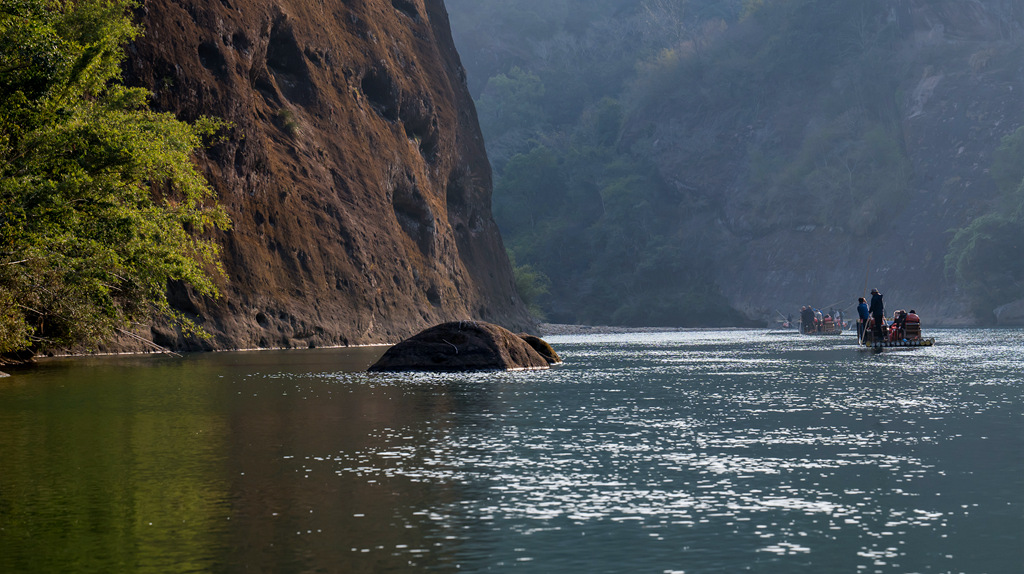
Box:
[869,288,885,340]
[856,297,869,342]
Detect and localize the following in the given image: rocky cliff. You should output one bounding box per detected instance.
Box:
[123,0,532,350]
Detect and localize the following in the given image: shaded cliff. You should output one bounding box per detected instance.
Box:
[123,0,532,350]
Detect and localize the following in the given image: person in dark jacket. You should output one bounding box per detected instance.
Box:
[856,297,869,342]
[800,306,815,334]
[869,288,885,339]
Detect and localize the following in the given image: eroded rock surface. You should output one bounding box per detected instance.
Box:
[123,0,531,351]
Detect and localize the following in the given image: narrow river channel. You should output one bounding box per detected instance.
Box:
[1,328,1021,573]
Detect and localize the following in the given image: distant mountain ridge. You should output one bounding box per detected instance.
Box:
[122,0,532,350]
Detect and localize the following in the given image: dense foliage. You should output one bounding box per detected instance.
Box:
[451,0,1022,325]
[449,0,918,325]
[945,128,1024,320]
[0,0,229,354]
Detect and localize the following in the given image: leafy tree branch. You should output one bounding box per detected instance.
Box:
[0,0,230,354]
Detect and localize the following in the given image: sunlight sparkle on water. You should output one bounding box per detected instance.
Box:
[2,328,1020,573]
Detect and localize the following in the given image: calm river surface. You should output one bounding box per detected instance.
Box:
[1,329,1021,573]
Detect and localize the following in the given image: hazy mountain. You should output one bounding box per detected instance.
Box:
[448,0,1024,326]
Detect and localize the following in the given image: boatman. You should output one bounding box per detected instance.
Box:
[800,306,815,334]
[869,288,885,340]
[856,297,869,342]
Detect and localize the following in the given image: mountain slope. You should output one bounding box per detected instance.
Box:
[447,0,1024,326]
[640,0,1024,323]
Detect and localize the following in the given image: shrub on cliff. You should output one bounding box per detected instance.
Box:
[0,0,229,354]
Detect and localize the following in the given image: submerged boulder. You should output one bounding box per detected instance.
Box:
[368,321,557,372]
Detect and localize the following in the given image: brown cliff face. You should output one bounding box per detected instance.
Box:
[124,0,532,349]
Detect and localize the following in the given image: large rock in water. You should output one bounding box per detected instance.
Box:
[121,0,532,351]
[368,322,557,372]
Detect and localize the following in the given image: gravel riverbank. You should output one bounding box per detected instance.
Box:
[536,323,710,336]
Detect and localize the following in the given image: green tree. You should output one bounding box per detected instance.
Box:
[475,67,547,138]
[507,250,550,319]
[0,0,229,354]
[493,145,564,231]
[945,128,1024,320]
[945,207,1024,320]
[990,126,1024,195]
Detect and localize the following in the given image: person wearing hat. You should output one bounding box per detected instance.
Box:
[868,288,885,339]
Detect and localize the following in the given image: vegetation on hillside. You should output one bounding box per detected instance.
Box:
[448,0,941,325]
[0,0,229,354]
[945,127,1024,321]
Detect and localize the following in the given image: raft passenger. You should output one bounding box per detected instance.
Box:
[856,297,869,342]
[869,288,885,339]
[905,310,921,340]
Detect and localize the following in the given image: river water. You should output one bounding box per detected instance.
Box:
[0,329,1021,573]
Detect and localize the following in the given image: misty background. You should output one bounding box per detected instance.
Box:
[445,0,1024,327]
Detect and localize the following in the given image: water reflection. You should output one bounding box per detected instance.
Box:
[0,331,1021,573]
[0,356,230,573]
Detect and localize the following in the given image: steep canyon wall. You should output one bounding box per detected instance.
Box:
[124,0,531,350]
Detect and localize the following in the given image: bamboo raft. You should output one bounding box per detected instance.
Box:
[800,322,845,335]
[861,337,934,349]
